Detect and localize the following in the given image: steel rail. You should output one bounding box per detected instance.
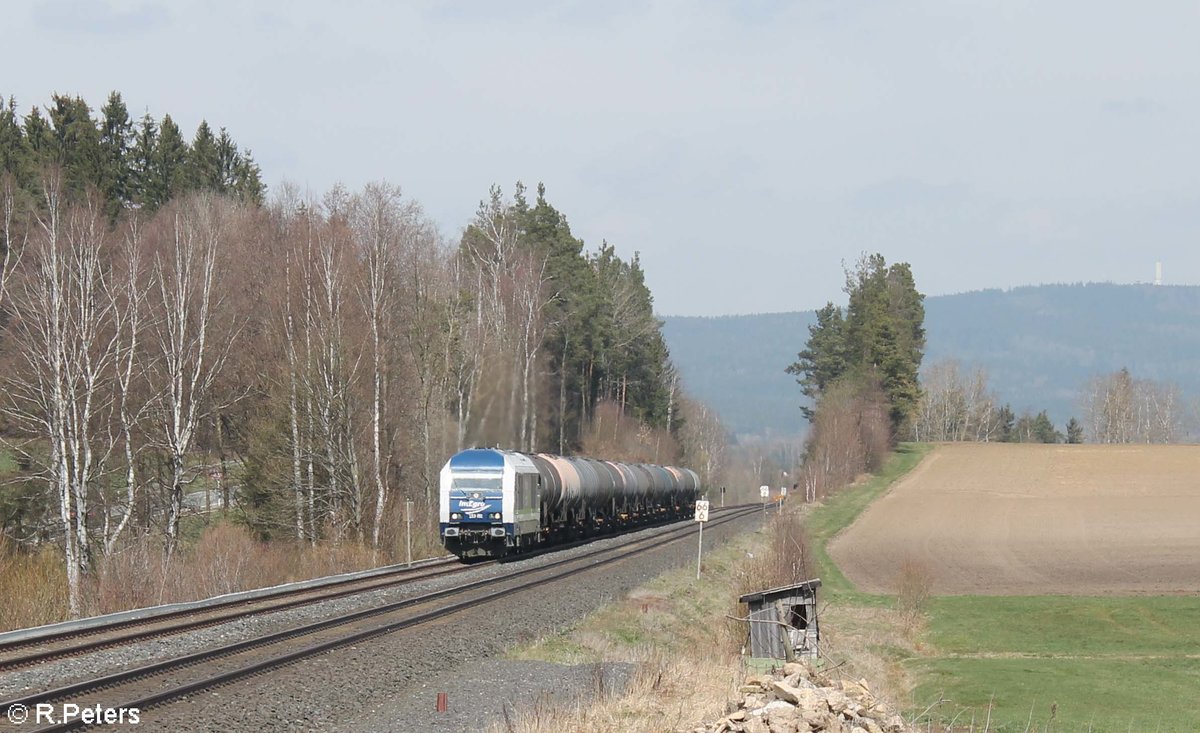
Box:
[2,505,764,732]
[0,557,476,671]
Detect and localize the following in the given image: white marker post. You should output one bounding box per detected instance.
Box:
[760,485,769,522]
[406,500,414,567]
[694,500,710,579]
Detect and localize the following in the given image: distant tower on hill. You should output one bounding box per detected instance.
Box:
[1155,261,1163,286]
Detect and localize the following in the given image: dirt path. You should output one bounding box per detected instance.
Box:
[828,443,1200,595]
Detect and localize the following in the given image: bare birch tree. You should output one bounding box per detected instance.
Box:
[350,183,407,547]
[512,249,555,452]
[149,194,235,553]
[2,179,119,616]
[0,173,22,305]
[103,217,149,554]
[913,360,996,442]
[1082,368,1184,444]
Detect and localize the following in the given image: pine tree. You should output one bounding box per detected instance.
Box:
[99,91,133,216]
[0,96,26,183]
[129,113,158,208]
[150,114,188,208]
[1066,417,1084,444]
[787,302,847,419]
[22,107,53,177]
[232,147,265,205]
[47,94,104,198]
[187,120,220,191]
[789,253,924,435]
[1032,410,1061,443]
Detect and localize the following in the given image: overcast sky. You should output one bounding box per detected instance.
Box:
[8,1,1200,315]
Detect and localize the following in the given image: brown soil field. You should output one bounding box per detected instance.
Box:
[828,443,1200,595]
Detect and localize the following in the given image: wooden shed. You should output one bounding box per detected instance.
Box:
[737,579,821,660]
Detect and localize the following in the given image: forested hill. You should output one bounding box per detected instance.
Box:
[662,283,1200,439]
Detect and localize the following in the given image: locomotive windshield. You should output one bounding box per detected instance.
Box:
[451,476,502,492]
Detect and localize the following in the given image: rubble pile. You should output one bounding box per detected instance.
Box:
[691,661,907,733]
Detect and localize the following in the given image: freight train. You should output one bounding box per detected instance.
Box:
[439,448,700,559]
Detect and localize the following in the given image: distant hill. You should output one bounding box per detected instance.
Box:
[662,283,1200,439]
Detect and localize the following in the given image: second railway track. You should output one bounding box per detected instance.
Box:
[0,505,762,733]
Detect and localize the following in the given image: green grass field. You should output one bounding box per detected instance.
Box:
[809,443,1200,732]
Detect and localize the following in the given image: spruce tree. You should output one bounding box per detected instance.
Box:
[151,114,188,208]
[188,120,220,191]
[0,96,26,183]
[99,91,133,216]
[47,94,103,198]
[129,113,158,208]
[1066,417,1084,444]
[22,107,53,177]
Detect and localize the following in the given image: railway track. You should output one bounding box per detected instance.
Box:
[0,505,762,732]
[0,555,476,672]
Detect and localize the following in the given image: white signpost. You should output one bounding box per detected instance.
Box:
[760,485,770,521]
[405,500,414,567]
[695,500,710,579]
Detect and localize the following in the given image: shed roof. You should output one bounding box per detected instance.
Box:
[737,578,821,605]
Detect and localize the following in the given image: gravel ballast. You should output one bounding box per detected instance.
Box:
[6,509,764,731]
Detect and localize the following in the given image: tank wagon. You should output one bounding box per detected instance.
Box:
[439,448,700,559]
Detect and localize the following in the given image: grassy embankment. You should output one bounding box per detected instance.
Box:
[494,445,931,732]
[805,443,1200,732]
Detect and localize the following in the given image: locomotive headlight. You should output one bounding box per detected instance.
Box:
[472,491,482,500]
[450,512,462,520]
[490,512,502,519]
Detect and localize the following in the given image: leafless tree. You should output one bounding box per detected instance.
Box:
[2,178,119,616]
[103,217,150,554]
[0,173,23,305]
[444,255,484,452]
[679,398,728,489]
[350,183,409,547]
[1081,367,1184,444]
[913,360,996,442]
[148,194,236,553]
[512,249,555,452]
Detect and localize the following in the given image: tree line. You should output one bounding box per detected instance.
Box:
[912,360,1079,444]
[913,360,1186,444]
[0,94,712,617]
[787,254,925,500]
[0,92,264,220]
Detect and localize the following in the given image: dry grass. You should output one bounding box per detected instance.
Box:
[723,509,812,655]
[818,601,923,711]
[490,653,741,733]
[499,508,847,732]
[85,523,380,616]
[0,536,69,630]
[0,521,390,631]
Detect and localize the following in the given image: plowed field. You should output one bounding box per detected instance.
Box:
[828,443,1200,595]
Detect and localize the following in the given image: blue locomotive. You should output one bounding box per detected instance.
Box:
[438,448,700,559]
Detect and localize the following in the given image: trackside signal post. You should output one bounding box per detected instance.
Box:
[695,500,709,579]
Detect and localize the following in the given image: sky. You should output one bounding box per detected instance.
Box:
[7,0,1200,316]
